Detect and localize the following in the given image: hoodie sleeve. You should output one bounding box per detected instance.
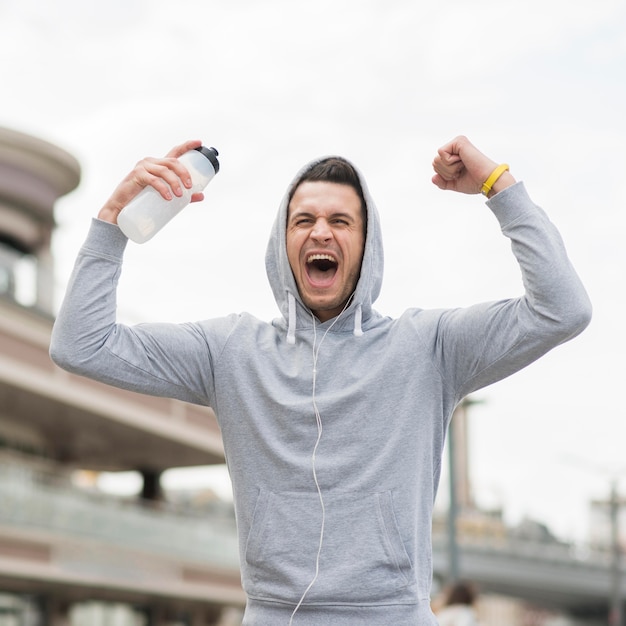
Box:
[413,181,592,401]
[49,219,219,406]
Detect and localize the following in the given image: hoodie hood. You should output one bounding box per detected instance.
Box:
[265,156,384,341]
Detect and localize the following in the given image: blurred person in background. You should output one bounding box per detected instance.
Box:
[436,581,480,626]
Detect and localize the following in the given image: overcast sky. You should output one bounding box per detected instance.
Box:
[2,0,625,543]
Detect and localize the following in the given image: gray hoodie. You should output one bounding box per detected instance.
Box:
[50,162,591,625]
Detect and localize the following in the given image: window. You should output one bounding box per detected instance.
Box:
[0,241,37,307]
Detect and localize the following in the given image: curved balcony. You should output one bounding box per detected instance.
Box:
[0,463,244,607]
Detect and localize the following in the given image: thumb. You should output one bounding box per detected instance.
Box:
[431,173,455,191]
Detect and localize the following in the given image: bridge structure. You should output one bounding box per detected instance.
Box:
[431,526,621,620]
[2,466,620,623]
[435,399,621,621]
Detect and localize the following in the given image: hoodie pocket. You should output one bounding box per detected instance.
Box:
[243,489,414,604]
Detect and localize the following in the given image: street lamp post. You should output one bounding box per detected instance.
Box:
[610,479,623,626]
[446,397,483,584]
[447,422,459,583]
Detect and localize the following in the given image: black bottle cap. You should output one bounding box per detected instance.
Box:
[195,146,220,174]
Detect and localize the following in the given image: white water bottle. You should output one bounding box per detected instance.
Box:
[117,146,220,243]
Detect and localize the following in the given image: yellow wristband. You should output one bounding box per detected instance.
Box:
[481,163,509,196]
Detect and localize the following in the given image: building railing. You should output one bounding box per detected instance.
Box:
[431,511,617,569]
[2,461,617,576]
[0,463,240,569]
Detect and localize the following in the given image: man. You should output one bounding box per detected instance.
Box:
[50,136,591,625]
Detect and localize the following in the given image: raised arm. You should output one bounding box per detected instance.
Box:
[422,136,592,400]
[49,141,221,405]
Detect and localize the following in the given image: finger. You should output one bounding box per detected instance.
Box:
[431,173,444,189]
[132,159,186,199]
[165,139,203,159]
[144,155,197,196]
[437,143,463,166]
[432,158,464,181]
[431,173,453,190]
[440,151,463,167]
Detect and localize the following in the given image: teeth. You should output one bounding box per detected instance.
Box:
[307,254,336,264]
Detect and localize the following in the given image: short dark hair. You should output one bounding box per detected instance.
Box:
[288,157,367,215]
[445,581,476,606]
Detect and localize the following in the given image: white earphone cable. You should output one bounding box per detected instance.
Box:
[289,296,355,625]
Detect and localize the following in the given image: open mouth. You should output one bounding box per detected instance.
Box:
[306,253,338,286]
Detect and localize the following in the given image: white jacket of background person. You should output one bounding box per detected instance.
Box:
[436,604,480,626]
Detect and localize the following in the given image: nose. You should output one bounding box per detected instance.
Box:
[310,218,332,243]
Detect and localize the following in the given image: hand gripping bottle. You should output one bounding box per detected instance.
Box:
[117,146,220,243]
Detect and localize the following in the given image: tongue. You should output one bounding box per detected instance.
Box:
[307,264,337,287]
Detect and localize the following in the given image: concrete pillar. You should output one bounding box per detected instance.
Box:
[140,469,163,502]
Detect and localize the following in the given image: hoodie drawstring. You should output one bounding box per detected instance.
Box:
[287,293,364,343]
[287,292,297,345]
[353,303,363,337]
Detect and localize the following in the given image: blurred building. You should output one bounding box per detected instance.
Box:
[588,494,626,551]
[0,127,244,626]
